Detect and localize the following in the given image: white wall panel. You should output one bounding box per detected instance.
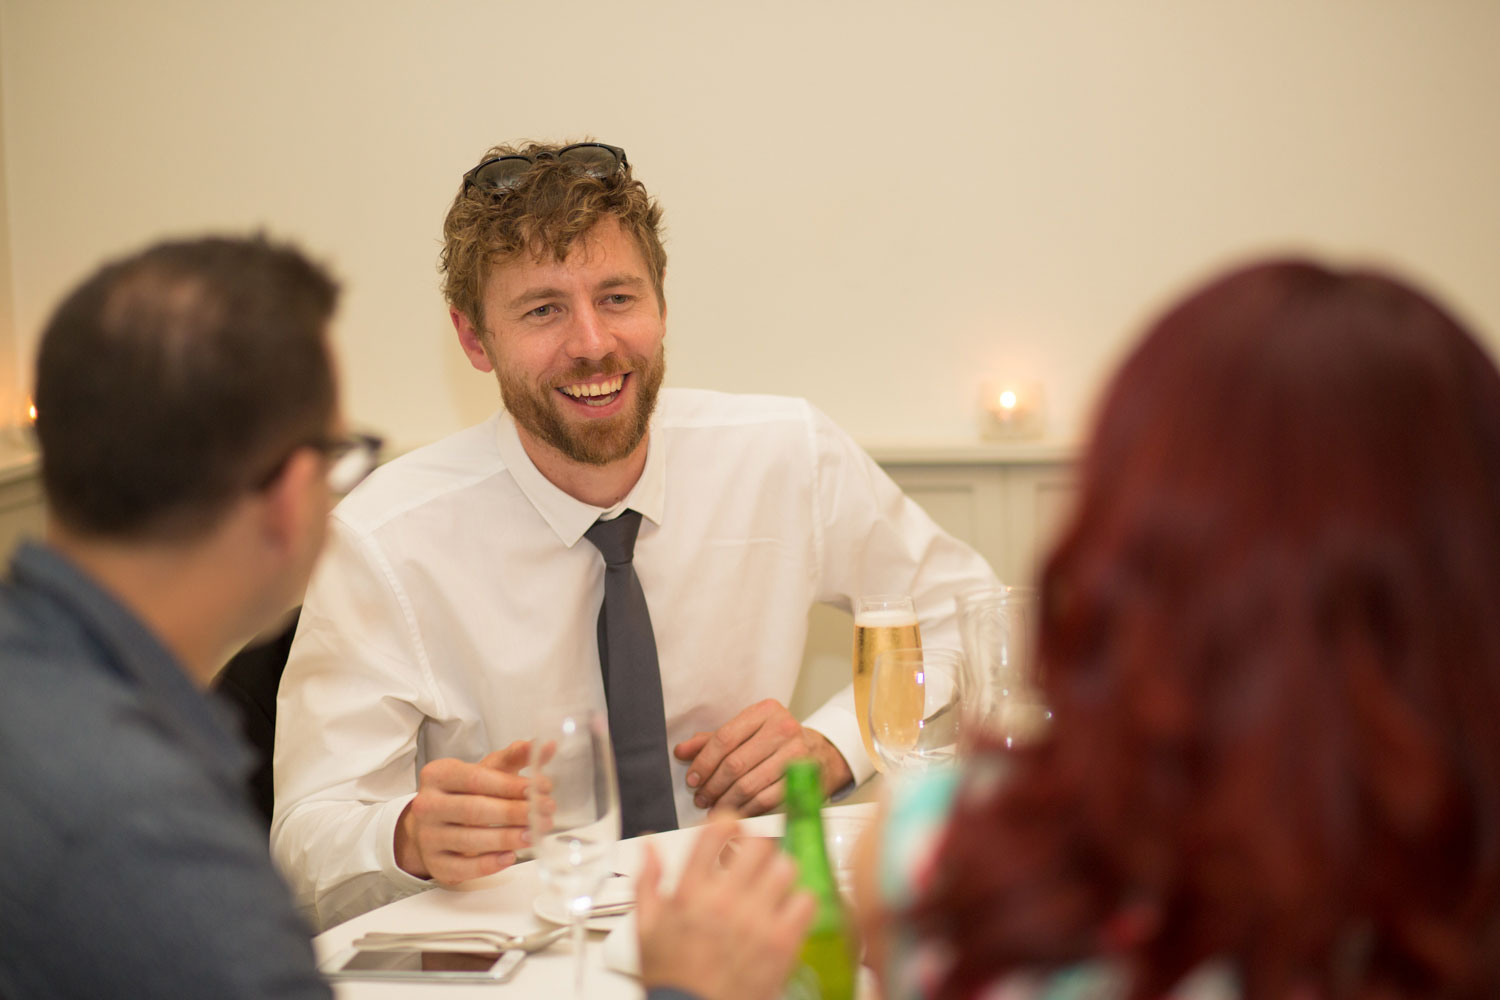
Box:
[789,453,1075,719]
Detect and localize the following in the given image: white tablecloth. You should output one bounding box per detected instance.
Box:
[312,802,878,999]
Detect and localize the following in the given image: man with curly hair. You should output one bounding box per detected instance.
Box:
[272,141,997,928]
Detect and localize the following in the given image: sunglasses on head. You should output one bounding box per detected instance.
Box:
[462,142,629,194]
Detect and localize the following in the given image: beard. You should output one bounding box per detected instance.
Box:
[499,344,666,466]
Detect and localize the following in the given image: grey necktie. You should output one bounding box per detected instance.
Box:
[583,510,678,837]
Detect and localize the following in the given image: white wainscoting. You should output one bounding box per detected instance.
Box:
[0,448,42,560]
[0,439,1078,729]
[788,442,1077,720]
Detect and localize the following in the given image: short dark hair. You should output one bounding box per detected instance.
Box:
[34,235,339,541]
[913,260,1500,999]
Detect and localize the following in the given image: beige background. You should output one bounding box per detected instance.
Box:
[1,1,1497,452]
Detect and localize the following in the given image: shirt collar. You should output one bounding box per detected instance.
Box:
[493,409,667,548]
[7,540,253,780]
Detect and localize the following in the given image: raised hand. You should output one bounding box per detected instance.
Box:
[637,817,815,1000]
[393,740,532,884]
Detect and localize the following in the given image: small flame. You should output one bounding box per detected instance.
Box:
[26,400,36,424]
[997,390,1018,411]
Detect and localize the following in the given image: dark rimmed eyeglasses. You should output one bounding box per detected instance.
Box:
[462,142,629,195]
[319,432,385,494]
[257,432,384,496]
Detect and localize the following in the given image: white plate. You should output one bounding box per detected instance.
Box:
[532,874,636,931]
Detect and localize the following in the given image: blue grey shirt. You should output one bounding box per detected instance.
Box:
[0,541,329,999]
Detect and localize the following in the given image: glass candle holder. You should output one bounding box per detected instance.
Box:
[978,380,1044,439]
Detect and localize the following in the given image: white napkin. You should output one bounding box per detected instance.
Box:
[601,911,640,976]
[534,874,637,929]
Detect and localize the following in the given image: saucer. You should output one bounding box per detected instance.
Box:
[532,874,635,931]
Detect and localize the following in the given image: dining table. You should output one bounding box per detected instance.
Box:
[312,800,880,999]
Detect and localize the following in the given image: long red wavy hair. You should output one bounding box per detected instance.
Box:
[911,260,1500,999]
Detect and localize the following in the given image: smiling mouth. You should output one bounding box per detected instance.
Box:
[557,373,626,407]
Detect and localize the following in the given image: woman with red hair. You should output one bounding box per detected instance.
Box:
[867,259,1500,1000]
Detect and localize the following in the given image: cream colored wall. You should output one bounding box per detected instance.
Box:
[2,0,1498,453]
[0,6,16,426]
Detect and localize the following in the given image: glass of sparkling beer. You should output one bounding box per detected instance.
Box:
[852,595,922,772]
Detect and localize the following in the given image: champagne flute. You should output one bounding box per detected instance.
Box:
[528,709,621,998]
[868,647,966,772]
[852,595,922,772]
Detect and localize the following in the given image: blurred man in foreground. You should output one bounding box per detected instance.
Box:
[0,237,355,998]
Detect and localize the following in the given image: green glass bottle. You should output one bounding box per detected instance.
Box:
[781,758,857,1000]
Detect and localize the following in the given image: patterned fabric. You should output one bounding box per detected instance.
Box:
[878,768,1239,1000]
[879,769,963,1000]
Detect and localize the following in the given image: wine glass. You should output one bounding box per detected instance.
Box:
[868,647,967,773]
[528,709,621,998]
[955,585,1050,748]
[851,594,922,772]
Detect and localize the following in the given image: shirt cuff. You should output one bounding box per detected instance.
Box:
[375,792,437,892]
[803,699,875,791]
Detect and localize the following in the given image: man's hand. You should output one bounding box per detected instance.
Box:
[393,740,531,884]
[637,817,814,1000]
[673,700,854,815]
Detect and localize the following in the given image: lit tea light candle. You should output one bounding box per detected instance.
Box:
[979,380,1044,439]
[1,396,38,450]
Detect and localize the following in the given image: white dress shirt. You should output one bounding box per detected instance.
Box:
[271,389,999,929]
